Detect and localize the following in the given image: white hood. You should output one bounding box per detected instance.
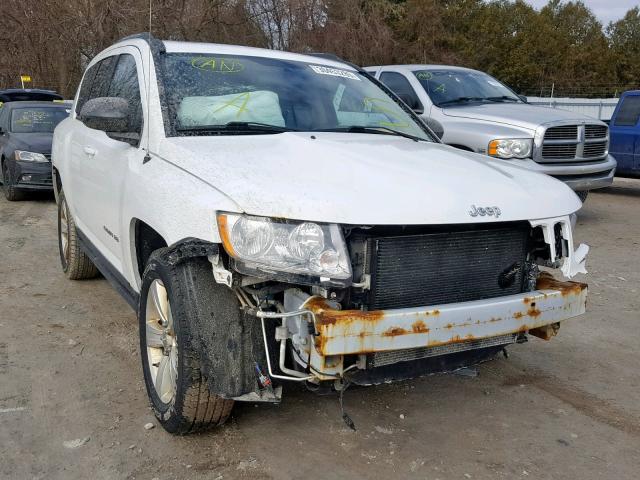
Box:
[158,132,581,225]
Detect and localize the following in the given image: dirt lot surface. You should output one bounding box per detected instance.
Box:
[1,178,639,480]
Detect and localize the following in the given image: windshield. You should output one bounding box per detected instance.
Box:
[160,53,433,140]
[413,70,521,107]
[10,107,69,133]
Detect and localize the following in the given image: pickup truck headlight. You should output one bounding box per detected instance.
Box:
[15,151,48,163]
[217,213,352,283]
[488,139,532,159]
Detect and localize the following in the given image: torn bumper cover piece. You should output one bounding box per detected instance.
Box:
[304,273,587,358]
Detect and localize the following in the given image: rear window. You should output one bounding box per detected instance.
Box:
[614,95,640,127]
[10,107,69,133]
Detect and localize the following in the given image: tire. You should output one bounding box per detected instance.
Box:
[576,191,589,203]
[139,248,234,435]
[57,190,98,279]
[2,161,25,201]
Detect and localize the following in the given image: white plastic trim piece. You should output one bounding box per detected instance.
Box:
[208,254,233,287]
[529,215,589,279]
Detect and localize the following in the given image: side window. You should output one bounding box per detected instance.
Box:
[89,56,117,100]
[76,56,117,116]
[614,96,640,127]
[379,72,422,111]
[75,64,98,115]
[108,54,143,134]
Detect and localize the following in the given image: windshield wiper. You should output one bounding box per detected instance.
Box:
[312,125,424,142]
[176,121,298,134]
[437,97,488,106]
[485,96,520,103]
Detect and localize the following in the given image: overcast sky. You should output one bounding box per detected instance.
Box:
[524,0,635,26]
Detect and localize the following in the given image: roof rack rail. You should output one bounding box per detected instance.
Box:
[115,32,166,53]
[117,32,157,43]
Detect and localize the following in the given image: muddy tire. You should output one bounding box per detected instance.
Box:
[57,191,98,279]
[576,191,589,203]
[139,248,234,435]
[2,161,25,201]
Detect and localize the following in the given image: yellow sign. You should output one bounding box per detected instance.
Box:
[20,75,32,83]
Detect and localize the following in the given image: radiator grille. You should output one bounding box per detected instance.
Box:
[544,125,578,140]
[367,225,529,310]
[583,142,607,158]
[584,124,607,139]
[538,124,609,162]
[369,333,518,367]
[541,144,577,159]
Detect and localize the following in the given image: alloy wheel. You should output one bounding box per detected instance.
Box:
[145,279,178,404]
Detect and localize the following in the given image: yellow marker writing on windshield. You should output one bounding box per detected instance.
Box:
[212,92,252,118]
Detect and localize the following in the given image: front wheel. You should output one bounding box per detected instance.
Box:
[139,249,234,434]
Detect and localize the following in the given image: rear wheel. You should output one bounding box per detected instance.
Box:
[576,191,589,203]
[57,191,98,279]
[2,161,25,201]
[139,249,234,434]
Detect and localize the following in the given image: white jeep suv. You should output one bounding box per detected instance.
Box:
[52,34,590,434]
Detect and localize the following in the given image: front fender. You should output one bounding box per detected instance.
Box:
[122,155,240,290]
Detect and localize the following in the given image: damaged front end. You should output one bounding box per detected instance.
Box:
[210,213,588,400]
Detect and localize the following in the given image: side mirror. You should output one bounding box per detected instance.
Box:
[396,93,424,115]
[79,97,139,145]
[518,94,528,103]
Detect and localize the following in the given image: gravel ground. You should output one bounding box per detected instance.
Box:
[1,178,639,480]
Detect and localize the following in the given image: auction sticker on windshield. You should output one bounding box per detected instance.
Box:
[309,65,360,81]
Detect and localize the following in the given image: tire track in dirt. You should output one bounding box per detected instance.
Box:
[503,373,640,437]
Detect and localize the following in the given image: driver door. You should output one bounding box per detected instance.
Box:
[72,49,146,271]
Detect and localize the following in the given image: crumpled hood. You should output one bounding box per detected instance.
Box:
[441,103,603,131]
[159,132,581,225]
[9,132,54,153]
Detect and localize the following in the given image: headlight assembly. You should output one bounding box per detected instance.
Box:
[217,212,352,284]
[488,138,532,159]
[15,151,48,163]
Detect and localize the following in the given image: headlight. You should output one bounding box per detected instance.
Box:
[488,139,532,159]
[217,213,352,283]
[15,151,48,163]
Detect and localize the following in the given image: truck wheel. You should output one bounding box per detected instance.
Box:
[57,191,98,279]
[576,191,588,203]
[2,161,25,201]
[139,249,234,434]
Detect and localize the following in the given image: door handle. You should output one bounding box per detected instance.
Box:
[83,146,97,157]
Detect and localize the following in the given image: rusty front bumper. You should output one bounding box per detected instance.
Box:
[304,273,587,357]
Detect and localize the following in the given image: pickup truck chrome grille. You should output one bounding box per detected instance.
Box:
[536,123,608,164]
[583,142,607,158]
[544,125,578,140]
[359,223,530,310]
[541,144,577,159]
[584,124,607,139]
